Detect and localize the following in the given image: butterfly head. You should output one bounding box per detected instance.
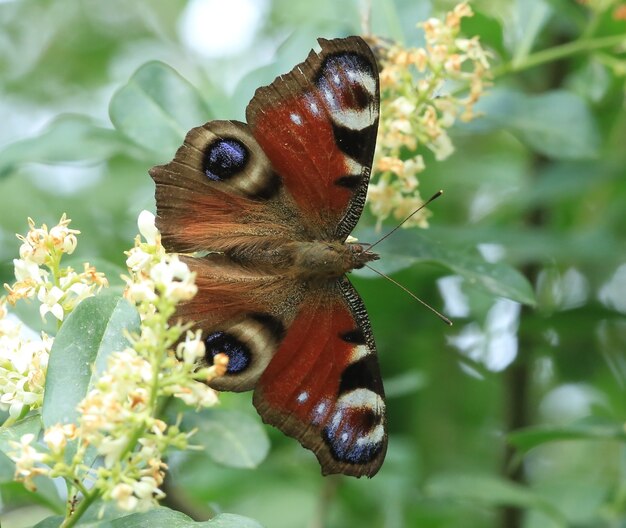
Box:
[345,242,379,271]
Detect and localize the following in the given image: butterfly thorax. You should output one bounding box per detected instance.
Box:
[290,241,379,281]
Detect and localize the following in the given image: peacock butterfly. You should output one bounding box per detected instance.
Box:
[149,36,386,477]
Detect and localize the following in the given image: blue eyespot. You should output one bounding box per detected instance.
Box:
[205,331,250,373]
[203,138,248,181]
[322,408,382,464]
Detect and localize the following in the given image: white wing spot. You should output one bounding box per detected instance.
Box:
[322,86,336,108]
[330,108,375,130]
[290,112,303,125]
[297,391,309,403]
[350,344,370,362]
[338,388,385,412]
[306,96,320,116]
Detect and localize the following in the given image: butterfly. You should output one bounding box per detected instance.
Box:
[150,36,386,478]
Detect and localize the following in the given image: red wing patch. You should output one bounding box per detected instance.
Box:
[253,279,387,477]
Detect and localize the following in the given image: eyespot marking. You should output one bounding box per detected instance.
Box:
[203,138,248,181]
[205,331,250,373]
[322,404,384,464]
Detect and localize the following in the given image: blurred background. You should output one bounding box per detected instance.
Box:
[1,0,625,527]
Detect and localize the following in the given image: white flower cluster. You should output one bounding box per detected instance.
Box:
[124,211,197,311]
[75,210,227,510]
[8,210,227,514]
[0,300,51,420]
[0,215,106,427]
[4,214,107,321]
[368,2,491,228]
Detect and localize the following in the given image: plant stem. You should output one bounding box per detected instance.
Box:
[493,33,626,77]
[309,475,340,528]
[60,490,99,528]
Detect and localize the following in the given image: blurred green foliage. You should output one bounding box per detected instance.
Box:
[0,0,625,527]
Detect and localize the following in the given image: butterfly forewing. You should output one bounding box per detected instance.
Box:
[246,37,380,240]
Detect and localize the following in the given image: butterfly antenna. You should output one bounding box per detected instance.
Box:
[365,264,453,326]
[367,190,443,252]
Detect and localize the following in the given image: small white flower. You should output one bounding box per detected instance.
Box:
[172,382,219,407]
[13,259,43,283]
[111,483,138,511]
[168,255,191,280]
[391,96,415,117]
[390,118,412,135]
[133,476,163,500]
[43,424,73,454]
[138,210,159,245]
[165,279,197,303]
[126,282,157,303]
[65,282,94,308]
[429,132,455,160]
[49,218,79,254]
[126,247,153,272]
[98,435,130,468]
[149,261,172,287]
[176,330,205,365]
[9,433,48,490]
[38,286,65,322]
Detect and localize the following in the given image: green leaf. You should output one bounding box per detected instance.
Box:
[473,89,601,159]
[0,415,42,456]
[370,0,431,44]
[183,409,270,469]
[566,59,611,103]
[508,416,626,453]
[32,517,62,528]
[354,227,535,306]
[426,473,567,526]
[42,293,140,428]
[426,224,622,266]
[0,449,16,482]
[0,114,127,178]
[109,61,212,162]
[384,370,428,398]
[0,480,63,517]
[34,509,264,527]
[505,0,552,61]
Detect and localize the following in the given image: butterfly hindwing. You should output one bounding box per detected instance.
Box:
[253,277,387,477]
[176,254,305,392]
